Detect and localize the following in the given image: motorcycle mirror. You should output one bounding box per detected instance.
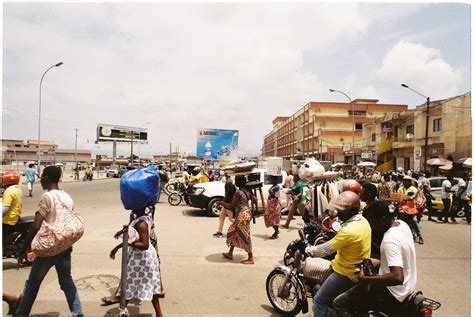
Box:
[331,222,342,232]
[388,204,396,214]
[298,229,304,240]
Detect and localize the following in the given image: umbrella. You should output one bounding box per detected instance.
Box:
[439,163,453,172]
[426,158,452,166]
[455,157,472,168]
[357,161,376,168]
[331,162,348,168]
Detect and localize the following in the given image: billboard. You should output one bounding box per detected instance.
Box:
[96,124,148,143]
[196,128,239,160]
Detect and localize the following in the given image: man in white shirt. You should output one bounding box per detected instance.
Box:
[453,172,471,224]
[440,173,454,223]
[333,201,417,316]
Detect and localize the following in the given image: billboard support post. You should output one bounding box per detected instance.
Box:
[169,142,172,169]
[130,131,134,166]
[112,140,117,165]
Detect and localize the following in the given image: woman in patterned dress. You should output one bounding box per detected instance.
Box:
[110,207,163,316]
[218,175,255,264]
[264,176,281,239]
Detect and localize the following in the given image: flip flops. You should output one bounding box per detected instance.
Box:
[100,296,120,306]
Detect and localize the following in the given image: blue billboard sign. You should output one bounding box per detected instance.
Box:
[196,128,239,160]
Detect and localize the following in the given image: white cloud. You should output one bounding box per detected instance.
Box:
[376,40,462,100]
[3,3,370,156]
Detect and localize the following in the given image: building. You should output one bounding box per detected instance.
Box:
[361,92,472,172]
[1,139,91,166]
[262,99,407,163]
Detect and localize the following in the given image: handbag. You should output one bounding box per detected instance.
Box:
[31,191,84,257]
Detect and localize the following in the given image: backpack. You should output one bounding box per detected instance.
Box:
[31,191,84,257]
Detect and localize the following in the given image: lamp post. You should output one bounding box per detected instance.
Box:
[136,122,151,164]
[329,89,356,165]
[401,83,430,174]
[37,62,63,175]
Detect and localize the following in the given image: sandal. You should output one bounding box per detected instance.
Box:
[100,296,120,306]
[157,291,166,298]
[241,259,254,265]
[7,295,21,315]
[222,252,233,260]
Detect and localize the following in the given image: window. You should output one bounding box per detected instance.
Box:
[355,123,363,130]
[433,118,442,132]
[371,133,376,142]
[406,125,414,135]
[348,110,367,117]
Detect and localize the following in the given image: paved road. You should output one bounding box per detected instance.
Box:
[3,179,471,316]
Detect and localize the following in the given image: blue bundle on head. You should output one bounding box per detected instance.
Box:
[120,165,161,210]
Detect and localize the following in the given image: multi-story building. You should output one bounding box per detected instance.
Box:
[361,92,472,172]
[1,139,91,166]
[262,99,407,163]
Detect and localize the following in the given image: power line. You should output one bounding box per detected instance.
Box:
[3,106,77,128]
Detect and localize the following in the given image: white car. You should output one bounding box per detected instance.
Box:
[188,169,288,217]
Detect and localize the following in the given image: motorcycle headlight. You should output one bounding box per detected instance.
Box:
[194,187,205,195]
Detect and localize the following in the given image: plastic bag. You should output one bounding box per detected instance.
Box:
[120,166,161,210]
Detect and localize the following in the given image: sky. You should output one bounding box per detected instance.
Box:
[2,2,471,158]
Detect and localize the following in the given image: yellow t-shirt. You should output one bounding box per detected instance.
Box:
[397,186,418,196]
[2,185,23,225]
[197,173,209,183]
[329,216,371,281]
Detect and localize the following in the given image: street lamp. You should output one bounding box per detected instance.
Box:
[329,89,356,165]
[135,122,151,164]
[37,62,63,175]
[401,83,430,174]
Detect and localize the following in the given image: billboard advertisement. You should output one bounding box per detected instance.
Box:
[196,128,239,160]
[96,124,148,143]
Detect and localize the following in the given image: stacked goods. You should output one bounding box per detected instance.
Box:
[120,166,161,210]
[222,161,256,176]
[298,158,325,181]
[267,157,283,176]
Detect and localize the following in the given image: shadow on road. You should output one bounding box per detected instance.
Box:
[105,305,152,317]
[31,313,60,316]
[260,304,281,316]
[2,260,20,271]
[204,253,247,264]
[181,209,207,217]
[253,234,272,241]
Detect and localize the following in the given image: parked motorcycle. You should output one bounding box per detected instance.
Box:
[283,217,340,266]
[3,215,35,265]
[266,232,441,316]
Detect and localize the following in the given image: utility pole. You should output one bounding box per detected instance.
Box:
[130,130,134,166]
[74,129,78,180]
[423,97,430,174]
[169,142,172,169]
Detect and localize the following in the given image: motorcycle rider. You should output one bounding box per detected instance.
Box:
[333,200,417,316]
[453,172,471,224]
[398,175,423,243]
[85,165,93,179]
[2,171,23,238]
[304,191,371,317]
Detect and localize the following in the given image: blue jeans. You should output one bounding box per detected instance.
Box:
[14,249,83,316]
[313,271,356,317]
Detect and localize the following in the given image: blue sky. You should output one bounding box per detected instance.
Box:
[2,2,471,157]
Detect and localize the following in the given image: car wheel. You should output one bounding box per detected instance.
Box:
[207,197,223,217]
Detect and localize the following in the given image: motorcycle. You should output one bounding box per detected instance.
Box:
[283,217,340,266]
[266,232,441,316]
[167,180,189,206]
[3,215,36,265]
[82,171,93,181]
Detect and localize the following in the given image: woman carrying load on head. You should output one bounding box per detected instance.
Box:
[218,175,255,264]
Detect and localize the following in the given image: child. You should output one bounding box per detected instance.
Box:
[109,205,163,316]
[264,176,281,239]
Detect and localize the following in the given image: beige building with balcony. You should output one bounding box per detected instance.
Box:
[262,99,407,163]
[361,92,471,172]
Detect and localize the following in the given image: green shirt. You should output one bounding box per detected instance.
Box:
[291,181,306,203]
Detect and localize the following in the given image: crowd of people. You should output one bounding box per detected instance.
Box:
[2,160,471,316]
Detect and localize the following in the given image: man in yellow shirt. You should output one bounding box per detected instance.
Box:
[2,172,23,238]
[397,176,418,208]
[305,191,371,316]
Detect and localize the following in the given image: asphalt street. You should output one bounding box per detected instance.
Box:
[2,179,471,316]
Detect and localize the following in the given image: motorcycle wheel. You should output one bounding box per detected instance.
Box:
[168,193,182,206]
[266,269,302,316]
